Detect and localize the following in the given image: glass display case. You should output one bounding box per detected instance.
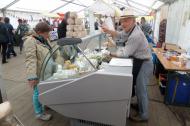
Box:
[40,33,108,81]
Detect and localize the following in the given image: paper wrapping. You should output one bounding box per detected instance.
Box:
[74,25,83,31]
[66,31,73,37]
[67,18,75,25]
[67,25,74,31]
[75,18,83,25]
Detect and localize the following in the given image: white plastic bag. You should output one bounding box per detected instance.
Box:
[104,17,115,31]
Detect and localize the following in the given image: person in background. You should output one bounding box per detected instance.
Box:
[4,17,17,58]
[43,18,50,25]
[102,14,153,122]
[23,20,31,31]
[57,12,70,39]
[24,22,53,121]
[39,19,42,23]
[140,17,154,44]
[0,17,9,64]
[94,19,99,30]
[16,19,29,54]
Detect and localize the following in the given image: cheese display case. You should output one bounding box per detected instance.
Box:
[38,33,133,126]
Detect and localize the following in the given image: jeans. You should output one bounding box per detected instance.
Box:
[136,60,153,119]
[33,86,43,115]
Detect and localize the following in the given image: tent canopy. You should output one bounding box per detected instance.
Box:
[0,0,167,15]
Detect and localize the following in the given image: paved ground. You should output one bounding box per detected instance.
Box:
[1,47,190,126]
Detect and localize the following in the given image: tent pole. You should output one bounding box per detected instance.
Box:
[1,9,6,17]
[2,0,21,10]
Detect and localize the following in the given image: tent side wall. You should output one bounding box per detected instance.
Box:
[165,0,184,45]
[164,0,190,50]
[177,0,190,50]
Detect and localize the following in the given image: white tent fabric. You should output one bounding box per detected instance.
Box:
[0,0,165,29]
[88,0,116,16]
[0,0,165,14]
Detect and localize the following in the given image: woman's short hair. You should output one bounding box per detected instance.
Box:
[4,17,10,23]
[18,19,22,23]
[34,22,51,33]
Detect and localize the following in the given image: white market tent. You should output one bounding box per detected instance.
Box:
[0,0,172,16]
[0,0,173,28]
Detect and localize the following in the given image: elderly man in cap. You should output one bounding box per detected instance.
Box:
[102,12,153,122]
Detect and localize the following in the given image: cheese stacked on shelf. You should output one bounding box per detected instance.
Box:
[66,12,87,38]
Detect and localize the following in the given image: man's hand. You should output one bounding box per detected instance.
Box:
[101,25,118,38]
[101,25,110,33]
[28,80,39,88]
[103,41,116,48]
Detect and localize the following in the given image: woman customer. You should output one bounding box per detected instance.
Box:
[24,22,52,121]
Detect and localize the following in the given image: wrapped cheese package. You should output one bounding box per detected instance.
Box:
[67,25,74,31]
[66,31,73,37]
[75,18,83,25]
[72,32,78,38]
[67,18,75,25]
[74,25,83,31]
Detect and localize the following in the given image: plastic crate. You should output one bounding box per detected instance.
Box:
[165,73,190,106]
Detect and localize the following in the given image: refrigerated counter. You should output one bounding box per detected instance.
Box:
[38,34,133,126]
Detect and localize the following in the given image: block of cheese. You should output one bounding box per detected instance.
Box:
[67,18,75,25]
[72,32,78,38]
[75,18,83,25]
[66,31,73,37]
[67,25,74,31]
[74,25,83,31]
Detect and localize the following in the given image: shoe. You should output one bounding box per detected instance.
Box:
[131,103,139,111]
[2,61,8,64]
[13,53,17,57]
[129,115,148,122]
[36,113,52,121]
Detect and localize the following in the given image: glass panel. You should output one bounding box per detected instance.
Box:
[79,34,107,51]
[42,45,96,81]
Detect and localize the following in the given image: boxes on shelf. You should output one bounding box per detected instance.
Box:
[165,72,190,106]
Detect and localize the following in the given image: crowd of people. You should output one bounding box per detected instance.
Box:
[0,16,54,64]
[0,17,30,64]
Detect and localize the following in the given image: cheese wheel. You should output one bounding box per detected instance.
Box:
[66,25,74,31]
[67,18,75,25]
[75,18,83,25]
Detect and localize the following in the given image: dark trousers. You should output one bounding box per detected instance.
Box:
[0,90,2,103]
[19,37,24,53]
[7,43,17,58]
[0,43,8,63]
